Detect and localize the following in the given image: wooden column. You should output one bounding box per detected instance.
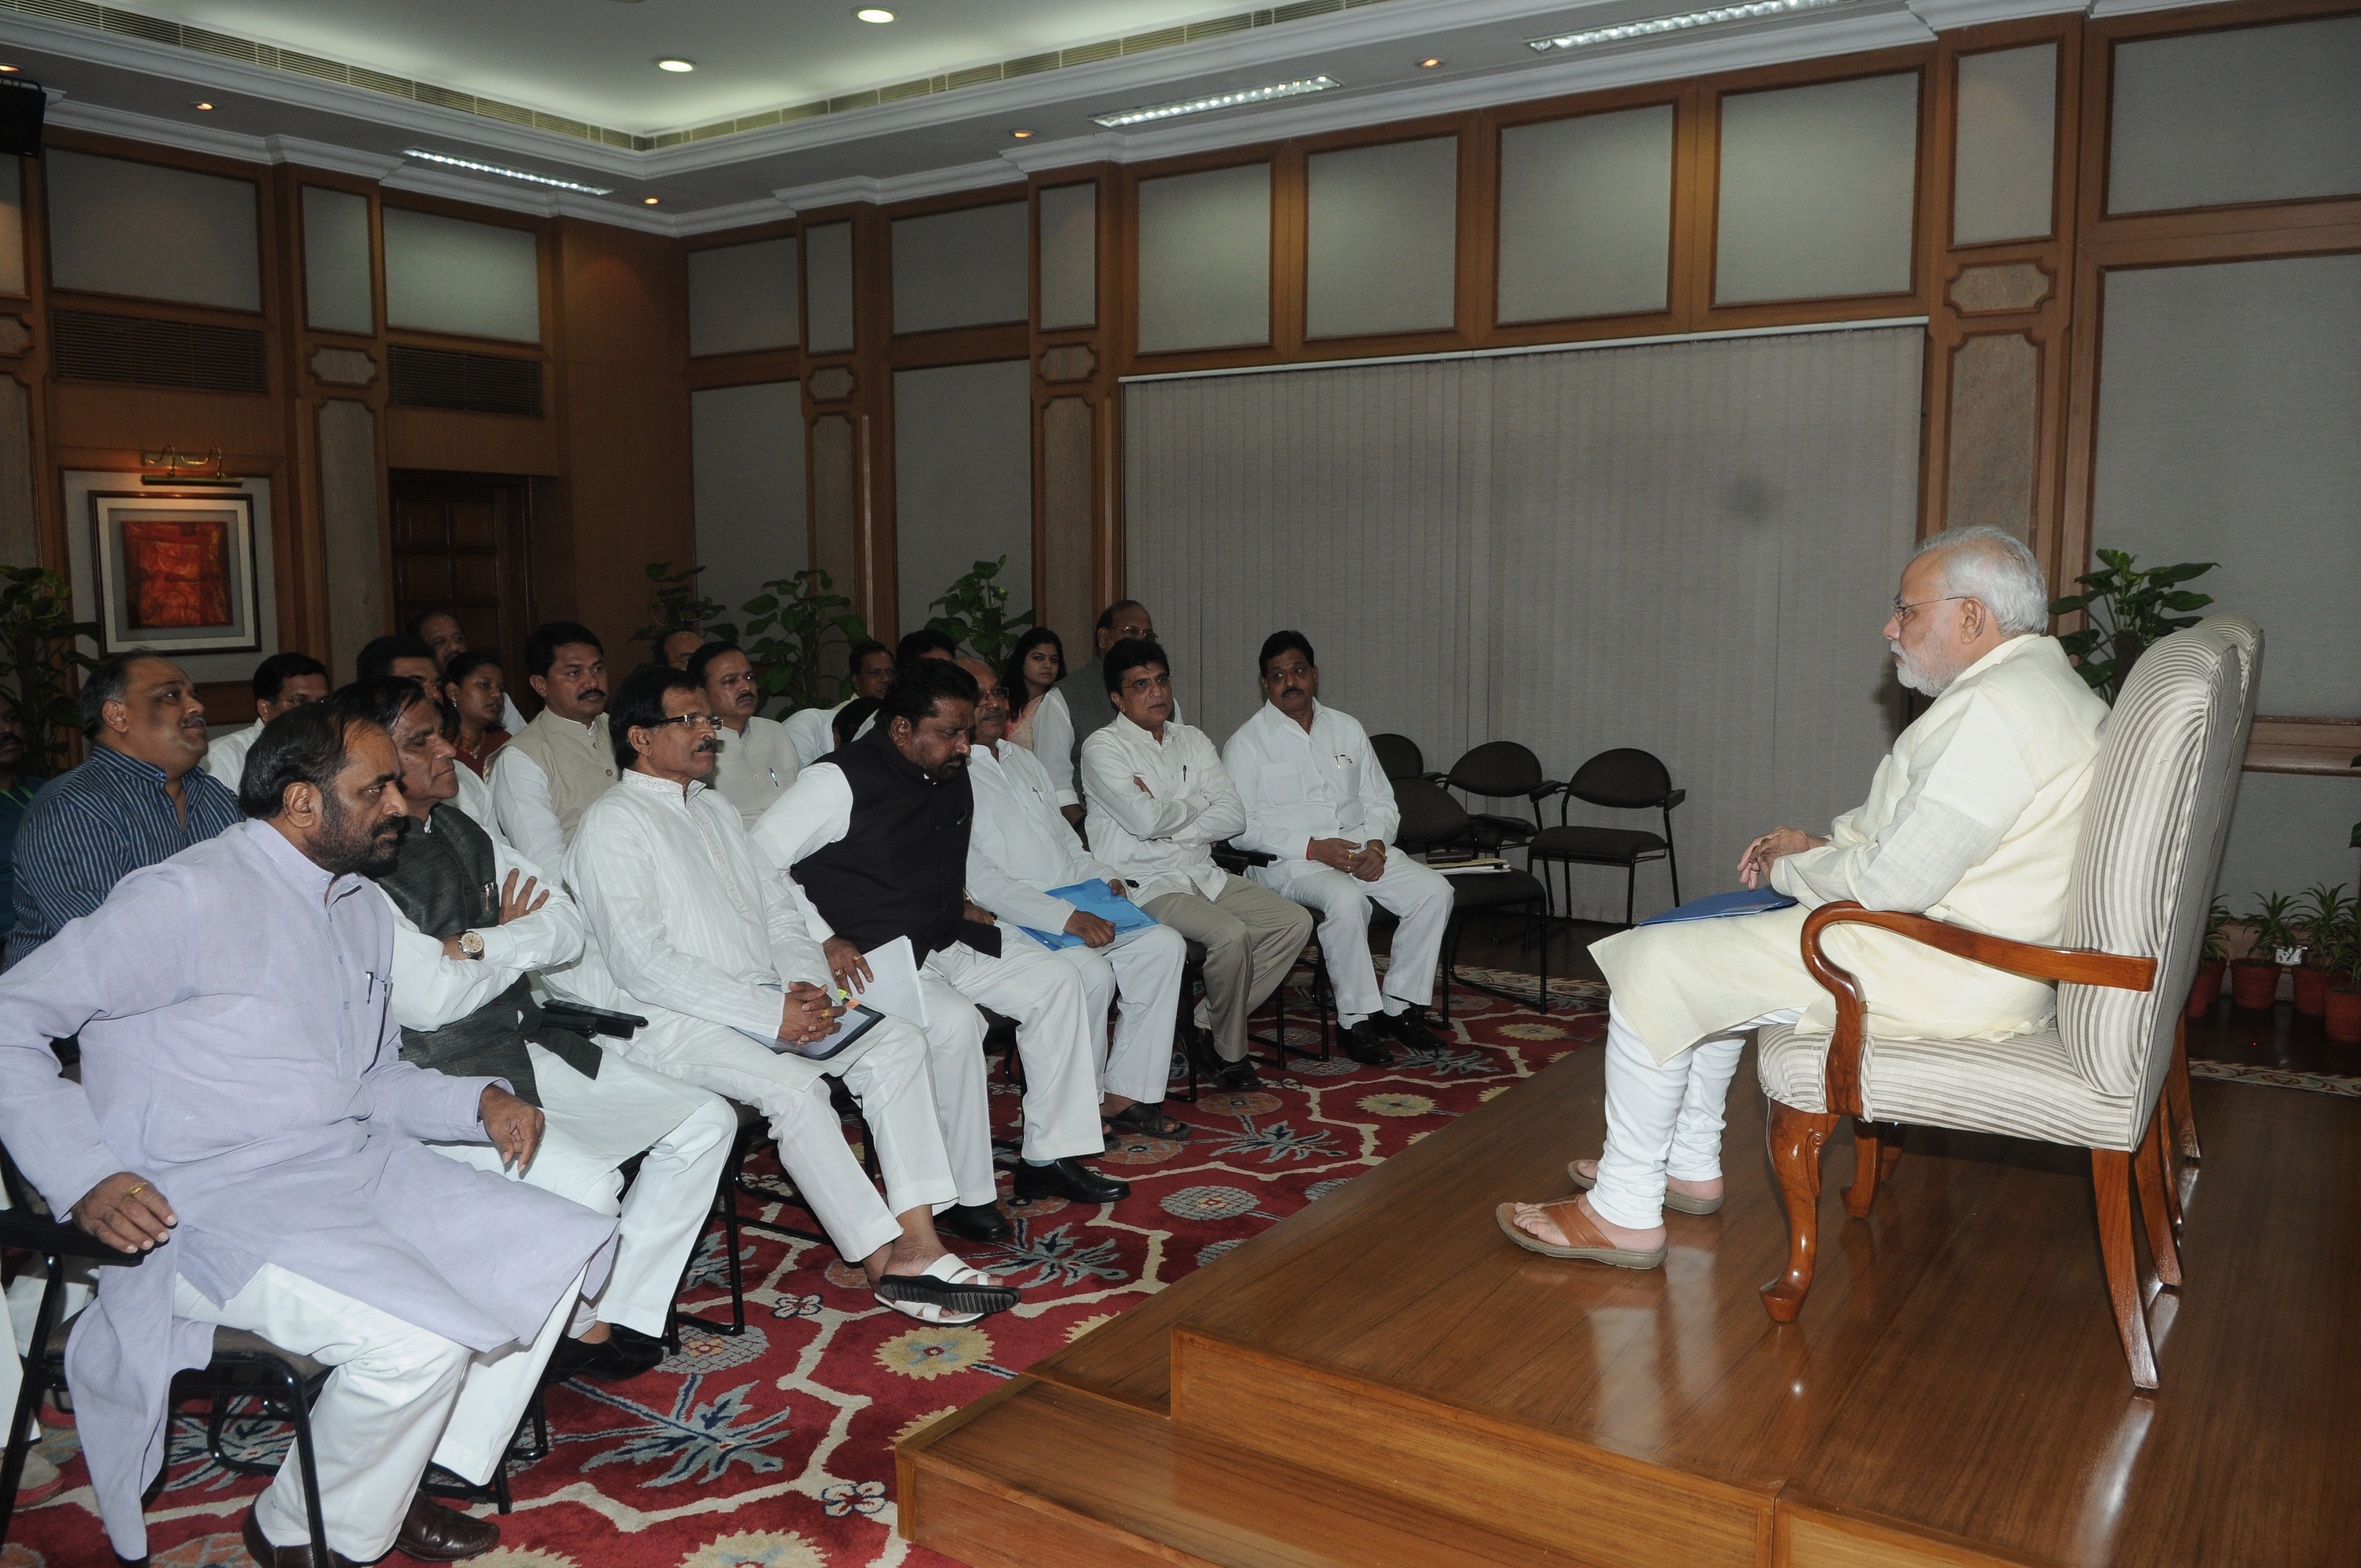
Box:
[1030,164,1117,657]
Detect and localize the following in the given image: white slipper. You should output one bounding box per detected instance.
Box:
[874,1254,1019,1325]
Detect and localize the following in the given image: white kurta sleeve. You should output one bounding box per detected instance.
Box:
[1221,725,1308,863]
[1173,736,1245,846]
[501,694,528,735]
[965,836,1080,934]
[567,815,787,1039]
[1080,733,1201,840]
[1356,731,1402,846]
[753,841,834,988]
[384,894,524,1030]
[473,836,586,974]
[748,763,855,871]
[489,747,567,875]
[1030,688,1080,808]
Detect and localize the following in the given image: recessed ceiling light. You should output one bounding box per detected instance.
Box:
[855,8,896,21]
[643,197,660,205]
[656,58,695,72]
[194,101,215,110]
[1010,129,1032,138]
[1091,76,1341,129]
[1417,57,1443,68]
[1527,0,1856,51]
[402,148,616,197]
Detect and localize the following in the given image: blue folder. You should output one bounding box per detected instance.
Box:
[1018,880,1160,950]
[1638,888,1798,925]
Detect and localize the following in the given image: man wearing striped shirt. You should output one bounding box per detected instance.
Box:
[6,651,241,969]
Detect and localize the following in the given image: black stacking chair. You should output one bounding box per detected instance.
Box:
[681,1081,879,1338]
[1394,778,1553,1016]
[1437,742,1562,856]
[1527,748,1683,928]
[1368,733,1430,783]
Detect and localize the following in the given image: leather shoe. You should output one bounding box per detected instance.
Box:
[1185,1025,1260,1090]
[1377,1008,1445,1052]
[1340,1020,1394,1065]
[544,1328,663,1384]
[241,1505,361,1567]
[393,1490,502,1561]
[1013,1157,1130,1204]
[938,1201,1011,1243]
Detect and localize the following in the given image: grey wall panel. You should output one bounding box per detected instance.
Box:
[301,186,374,336]
[893,202,1028,335]
[382,208,540,342]
[2109,16,2361,215]
[1715,73,1919,304]
[1305,137,1458,339]
[0,159,23,298]
[46,150,260,312]
[894,360,1032,640]
[1954,45,2056,244]
[688,237,799,357]
[692,381,806,620]
[805,222,856,354]
[1136,162,1270,353]
[1038,182,1097,331]
[2091,253,2361,900]
[1497,105,1674,323]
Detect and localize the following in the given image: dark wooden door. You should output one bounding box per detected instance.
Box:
[388,472,532,690]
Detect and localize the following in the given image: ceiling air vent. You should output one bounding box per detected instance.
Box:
[51,311,268,394]
[389,345,543,417]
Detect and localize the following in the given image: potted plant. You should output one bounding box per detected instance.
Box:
[2230,892,2295,1010]
[2321,911,2361,1046]
[2048,549,2217,705]
[738,568,869,716]
[2185,900,2232,1019]
[0,563,99,775]
[924,556,1034,666]
[2291,883,2348,1017]
[633,562,733,659]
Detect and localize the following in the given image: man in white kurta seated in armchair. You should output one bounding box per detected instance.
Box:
[1500,526,2109,1270]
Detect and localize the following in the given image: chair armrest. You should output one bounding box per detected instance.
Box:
[1799,901,2157,1118]
[1417,771,1449,785]
[1663,788,1687,810]
[1211,840,1276,872]
[1526,780,1567,803]
[0,1208,147,1266]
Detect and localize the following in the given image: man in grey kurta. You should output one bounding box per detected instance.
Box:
[0,703,618,1564]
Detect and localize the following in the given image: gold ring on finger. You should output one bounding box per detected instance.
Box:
[127,1182,145,1197]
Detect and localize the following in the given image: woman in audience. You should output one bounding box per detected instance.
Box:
[1002,627,1080,813]
[442,649,513,776]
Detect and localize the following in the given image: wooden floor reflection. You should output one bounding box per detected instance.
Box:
[901,1039,2361,1568]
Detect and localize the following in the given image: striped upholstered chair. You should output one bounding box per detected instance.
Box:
[1751,618,2253,1390]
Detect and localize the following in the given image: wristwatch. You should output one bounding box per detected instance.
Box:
[457,930,486,960]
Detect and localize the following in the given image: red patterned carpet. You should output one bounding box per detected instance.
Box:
[3,968,1607,1568]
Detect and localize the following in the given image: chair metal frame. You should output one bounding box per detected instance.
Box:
[1528,747,1684,929]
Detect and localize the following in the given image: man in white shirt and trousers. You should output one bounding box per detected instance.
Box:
[1500,527,2110,1269]
[690,640,801,827]
[784,640,896,769]
[553,664,1019,1326]
[958,657,1192,1142]
[1082,639,1314,1094]
[1223,631,1455,1068]
[754,658,1128,1232]
[352,675,736,1382]
[492,621,618,873]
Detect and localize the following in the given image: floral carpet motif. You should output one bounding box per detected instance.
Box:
[3,968,1609,1568]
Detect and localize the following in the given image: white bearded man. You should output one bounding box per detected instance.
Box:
[1499,526,2109,1269]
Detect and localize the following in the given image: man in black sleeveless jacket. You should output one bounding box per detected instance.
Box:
[347,678,736,1385]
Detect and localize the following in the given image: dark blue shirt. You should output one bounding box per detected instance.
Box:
[0,775,44,923]
[5,745,241,968]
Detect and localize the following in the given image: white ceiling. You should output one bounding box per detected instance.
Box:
[0,0,2193,235]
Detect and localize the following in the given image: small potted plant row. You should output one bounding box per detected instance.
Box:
[2292,884,2348,1018]
[2230,892,2300,1010]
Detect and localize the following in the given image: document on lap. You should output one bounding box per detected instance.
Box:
[1638,888,1798,924]
[838,933,930,1027]
[1017,879,1161,950]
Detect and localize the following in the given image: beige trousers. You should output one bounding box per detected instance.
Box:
[1144,874,1315,1063]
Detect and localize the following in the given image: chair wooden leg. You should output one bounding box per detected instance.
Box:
[2133,1109,2183,1290]
[2156,1093,2187,1234]
[2091,1148,2160,1391]
[1761,1101,1839,1324]
[2167,1017,2200,1163]
[1841,1120,1903,1218]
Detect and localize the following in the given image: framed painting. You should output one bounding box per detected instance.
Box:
[89,491,260,655]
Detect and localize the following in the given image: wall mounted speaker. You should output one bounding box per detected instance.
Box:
[0,78,45,159]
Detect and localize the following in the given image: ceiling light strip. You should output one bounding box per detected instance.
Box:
[402,148,614,196]
[1527,0,1860,52]
[1092,76,1341,129]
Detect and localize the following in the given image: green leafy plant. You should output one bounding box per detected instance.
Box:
[2048,549,2217,704]
[2200,899,2234,962]
[632,562,733,658]
[2318,908,2361,981]
[924,557,1033,667]
[2247,891,2301,966]
[2295,884,2349,963]
[739,568,868,716]
[0,564,99,775]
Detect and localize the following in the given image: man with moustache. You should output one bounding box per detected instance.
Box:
[411,608,529,734]
[0,700,617,1565]
[1500,527,2109,1271]
[753,658,1126,1217]
[783,640,894,770]
[7,651,241,968]
[1223,631,1455,1066]
[689,640,800,827]
[492,622,618,872]
[350,677,736,1384]
[556,666,1018,1324]
[199,651,330,789]
[1052,601,1185,826]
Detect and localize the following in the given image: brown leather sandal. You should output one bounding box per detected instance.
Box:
[1494,1197,1667,1270]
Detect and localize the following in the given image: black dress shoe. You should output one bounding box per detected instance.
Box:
[544,1328,664,1384]
[393,1491,502,1561]
[242,1505,360,1567]
[938,1201,1011,1243]
[1013,1157,1131,1204]
[1341,1020,1395,1065]
[1378,1008,1446,1052]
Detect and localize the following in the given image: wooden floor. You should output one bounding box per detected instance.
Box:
[900,1038,2361,1568]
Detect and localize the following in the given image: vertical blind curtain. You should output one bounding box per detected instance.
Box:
[1126,325,1922,922]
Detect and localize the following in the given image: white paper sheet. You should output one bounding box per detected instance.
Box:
[838,933,930,1028]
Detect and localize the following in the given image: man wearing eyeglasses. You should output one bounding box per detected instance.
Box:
[1500,526,2109,1272]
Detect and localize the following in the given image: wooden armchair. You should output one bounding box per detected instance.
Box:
[1753,619,2255,1390]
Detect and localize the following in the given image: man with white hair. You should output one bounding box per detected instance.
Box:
[1499,526,2108,1270]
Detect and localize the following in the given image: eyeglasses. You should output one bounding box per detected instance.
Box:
[648,714,725,732]
[1887,595,1970,629]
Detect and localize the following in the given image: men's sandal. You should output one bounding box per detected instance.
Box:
[1493,1199,1667,1270]
[1566,1158,1724,1216]
[875,1255,1020,1325]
